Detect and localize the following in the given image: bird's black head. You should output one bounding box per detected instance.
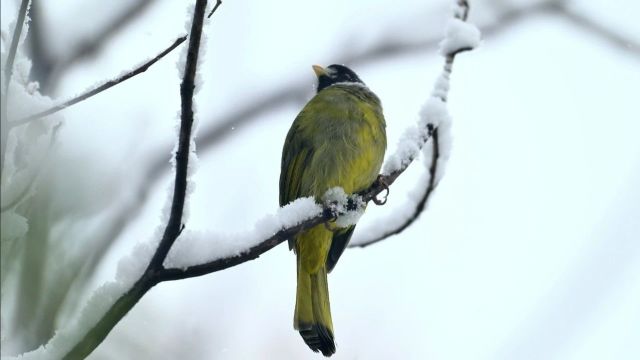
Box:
[313,64,365,92]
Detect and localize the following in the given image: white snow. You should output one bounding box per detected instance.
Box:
[383,9,475,176]
[164,197,322,269]
[323,187,366,228]
[363,4,472,246]
[382,89,451,176]
[438,18,481,56]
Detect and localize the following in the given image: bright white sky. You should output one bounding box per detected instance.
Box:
[2,0,639,359]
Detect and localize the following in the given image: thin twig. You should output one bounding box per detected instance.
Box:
[12,35,187,126]
[145,4,206,272]
[208,0,222,18]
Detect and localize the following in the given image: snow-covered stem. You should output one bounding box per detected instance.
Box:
[352,132,440,248]
[158,212,329,281]
[1,0,31,177]
[352,0,475,248]
[60,1,208,358]
[146,2,206,273]
[11,35,187,127]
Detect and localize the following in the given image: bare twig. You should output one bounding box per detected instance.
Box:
[12,35,187,126]
[61,1,210,358]
[1,0,31,177]
[208,0,222,18]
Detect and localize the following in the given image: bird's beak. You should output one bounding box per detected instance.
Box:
[312,65,327,77]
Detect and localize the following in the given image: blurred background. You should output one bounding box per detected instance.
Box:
[1,0,639,359]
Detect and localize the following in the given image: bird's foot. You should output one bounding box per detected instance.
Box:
[372,175,389,205]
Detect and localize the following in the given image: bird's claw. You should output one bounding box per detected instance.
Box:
[372,176,389,205]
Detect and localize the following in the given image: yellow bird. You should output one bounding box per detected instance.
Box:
[279,64,387,356]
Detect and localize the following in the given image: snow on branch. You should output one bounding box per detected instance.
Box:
[352,0,479,247]
[11,35,187,127]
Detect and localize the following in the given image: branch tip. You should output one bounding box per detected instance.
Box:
[207,0,222,18]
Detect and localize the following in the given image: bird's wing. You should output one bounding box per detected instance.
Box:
[326,225,356,273]
[279,119,315,250]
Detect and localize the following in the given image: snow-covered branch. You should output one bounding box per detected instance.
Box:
[352,0,479,247]
[11,35,187,126]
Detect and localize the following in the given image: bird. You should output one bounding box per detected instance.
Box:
[279,64,387,356]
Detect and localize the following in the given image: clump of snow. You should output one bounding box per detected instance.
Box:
[438,18,481,56]
[419,97,450,129]
[383,126,422,175]
[165,197,322,269]
[383,96,452,176]
[323,187,366,227]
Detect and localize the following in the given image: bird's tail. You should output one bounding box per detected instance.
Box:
[294,261,336,357]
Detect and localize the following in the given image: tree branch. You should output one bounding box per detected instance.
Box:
[208,0,222,19]
[12,35,187,127]
[146,2,206,272]
[352,131,440,248]
[60,1,209,358]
